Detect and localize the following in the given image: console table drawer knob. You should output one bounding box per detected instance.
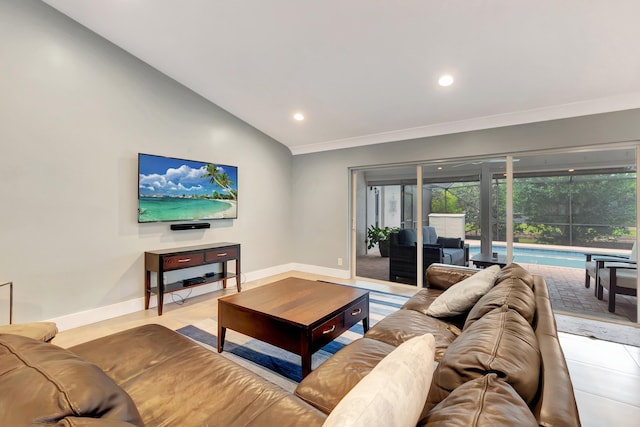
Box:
[351,308,362,316]
[322,325,336,334]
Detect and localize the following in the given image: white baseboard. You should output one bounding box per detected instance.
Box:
[290,263,351,279]
[48,263,351,331]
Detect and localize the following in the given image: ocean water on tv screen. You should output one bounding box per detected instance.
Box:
[138,197,233,222]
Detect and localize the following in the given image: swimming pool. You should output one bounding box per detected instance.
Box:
[469,245,589,269]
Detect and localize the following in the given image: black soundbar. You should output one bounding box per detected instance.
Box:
[170,222,211,231]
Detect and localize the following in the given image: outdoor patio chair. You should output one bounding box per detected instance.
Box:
[584,242,636,292]
[595,260,637,313]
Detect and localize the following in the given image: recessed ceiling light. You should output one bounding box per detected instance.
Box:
[438,74,454,87]
[293,112,305,121]
[568,168,575,172]
[437,166,443,170]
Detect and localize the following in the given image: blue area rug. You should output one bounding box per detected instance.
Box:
[177,287,410,387]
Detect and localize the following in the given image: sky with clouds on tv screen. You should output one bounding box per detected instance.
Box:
[138,154,237,197]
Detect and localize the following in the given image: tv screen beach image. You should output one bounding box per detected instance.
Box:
[138,153,238,222]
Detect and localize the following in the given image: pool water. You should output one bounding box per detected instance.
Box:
[470,246,588,269]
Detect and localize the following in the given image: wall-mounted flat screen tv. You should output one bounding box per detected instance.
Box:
[138,153,238,223]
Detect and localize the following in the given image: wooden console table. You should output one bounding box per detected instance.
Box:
[145,242,241,315]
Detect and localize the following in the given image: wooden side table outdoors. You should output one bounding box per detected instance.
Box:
[471,253,507,269]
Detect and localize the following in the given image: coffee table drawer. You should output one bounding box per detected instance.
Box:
[163,253,205,270]
[312,313,344,343]
[344,298,368,328]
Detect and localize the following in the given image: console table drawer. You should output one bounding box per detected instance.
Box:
[343,298,368,328]
[312,313,343,343]
[163,253,205,270]
[205,247,238,263]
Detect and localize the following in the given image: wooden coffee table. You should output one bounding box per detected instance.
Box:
[217,277,369,378]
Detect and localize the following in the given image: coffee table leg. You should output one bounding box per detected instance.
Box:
[218,326,226,353]
[301,345,312,378]
[362,316,369,333]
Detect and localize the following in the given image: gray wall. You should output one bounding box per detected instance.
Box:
[291,110,640,272]
[0,0,292,322]
[3,0,640,324]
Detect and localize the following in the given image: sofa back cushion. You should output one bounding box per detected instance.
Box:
[0,334,144,427]
[426,305,540,409]
[397,227,439,245]
[398,228,417,245]
[426,265,500,318]
[495,263,535,288]
[294,337,396,414]
[463,271,536,330]
[437,237,461,248]
[423,226,438,244]
[419,373,538,427]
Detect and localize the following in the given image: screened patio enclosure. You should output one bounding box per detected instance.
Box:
[353,145,638,324]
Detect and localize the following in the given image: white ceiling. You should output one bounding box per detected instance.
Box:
[43,0,640,155]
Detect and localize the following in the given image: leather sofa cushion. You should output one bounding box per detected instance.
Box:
[295,337,396,414]
[0,321,58,342]
[0,333,144,427]
[419,374,538,427]
[463,273,536,330]
[401,288,443,315]
[495,263,535,288]
[56,418,142,426]
[69,324,326,427]
[364,309,458,361]
[426,305,540,409]
[402,289,467,330]
[322,334,436,427]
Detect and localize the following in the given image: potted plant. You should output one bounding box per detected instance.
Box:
[366,225,400,257]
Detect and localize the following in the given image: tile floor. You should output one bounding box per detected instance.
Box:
[559,332,640,427]
[53,271,640,427]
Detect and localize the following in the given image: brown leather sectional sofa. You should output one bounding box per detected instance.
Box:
[0,263,580,426]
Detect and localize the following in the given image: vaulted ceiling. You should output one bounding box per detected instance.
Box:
[43,1,640,154]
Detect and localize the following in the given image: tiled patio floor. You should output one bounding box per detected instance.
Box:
[522,263,637,324]
[356,255,638,324]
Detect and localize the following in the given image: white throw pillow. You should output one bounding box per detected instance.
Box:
[322,333,436,427]
[426,265,500,317]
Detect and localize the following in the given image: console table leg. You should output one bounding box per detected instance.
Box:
[236,259,241,292]
[144,270,151,310]
[222,260,227,289]
[157,274,164,316]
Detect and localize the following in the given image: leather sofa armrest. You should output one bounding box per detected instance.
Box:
[426,263,479,290]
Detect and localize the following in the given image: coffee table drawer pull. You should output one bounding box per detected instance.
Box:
[177,258,191,263]
[322,325,336,334]
[351,308,362,316]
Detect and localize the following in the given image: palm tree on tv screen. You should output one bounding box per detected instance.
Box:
[201,164,237,200]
